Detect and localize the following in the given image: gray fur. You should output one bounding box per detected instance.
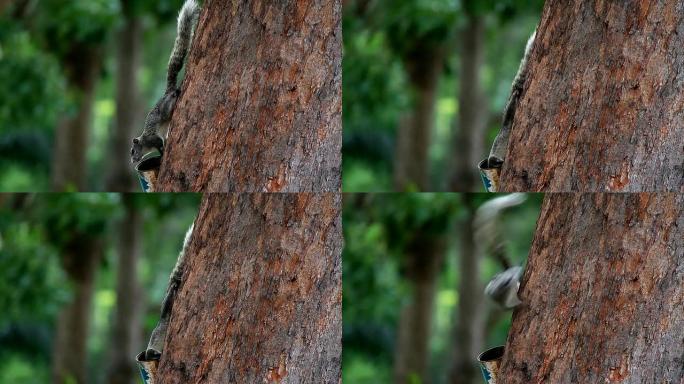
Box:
[145,222,194,360]
[476,194,527,309]
[167,0,200,90]
[488,31,536,166]
[131,0,200,163]
[485,266,523,309]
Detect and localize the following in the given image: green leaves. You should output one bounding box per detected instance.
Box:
[0,22,65,135]
[35,0,118,53]
[0,221,68,328]
[31,194,121,247]
[377,0,460,54]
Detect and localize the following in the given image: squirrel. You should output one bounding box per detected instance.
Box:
[475,193,527,309]
[485,266,523,309]
[487,31,537,168]
[130,0,200,164]
[144,222,194,360]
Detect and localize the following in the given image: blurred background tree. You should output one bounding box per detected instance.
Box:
[342,0,543,191]
[0,0,194,191]
[0,193,200,383]
[342,193,542,383]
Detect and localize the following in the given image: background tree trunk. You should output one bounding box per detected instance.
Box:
[500,1,684,191]
[156,1,342,192]
[106,0,142,192]
[393,233,446,383]
[0,0,10,14]
[156,194,342,383]
[449,195,483,384]
[393,48,444,191]
[52,238,103,384]
[107,195,143,384]
[450,11,488,192]
[500,193,684,382]
[51,46,102,191]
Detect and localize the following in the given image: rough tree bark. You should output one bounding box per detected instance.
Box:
[394,232,446,383]
[393,47,444,191]
[51,46,102,191]
[500,193,684,382]
[449,195,484,384]
[107,195,143,384]
[450,9,488,192]
[156,194,342,383]
[106,0,142,192]
[156,1,342,192]
[52,238,103,383]
[500,1,684,192]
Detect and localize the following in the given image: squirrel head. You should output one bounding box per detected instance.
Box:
[131,137,144,163]
[131,135,164,164]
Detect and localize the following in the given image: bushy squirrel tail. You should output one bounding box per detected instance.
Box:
[166,0,200,90]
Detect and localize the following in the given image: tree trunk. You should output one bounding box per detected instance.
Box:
[106,0,142,192]
[156,1,342,192]
[449,195,484,384]
[51,45,102,191]
[500,1,684,192]
[156,193,342,383]
[52,238,103,384]
[394,234,446,384]
[393,48,444,191]
[107,195,143,384]
[450,12,488,192]
[500,193,684,382]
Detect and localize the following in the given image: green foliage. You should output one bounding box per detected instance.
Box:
[377,194,461,250]
[343,28,408,135]
[36,194,121,246]
[0,21,65,134]
[0,20,65,183]
[370,0,460,56]
[343,193,464,382]
[0,220,68,328]
[342,10,408,191]
[0,353,51,384]
[0,165,50,192]
[0,0,122,190]
[343,354,393,383]
[34,0,118,54]
[342,158,393,192]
